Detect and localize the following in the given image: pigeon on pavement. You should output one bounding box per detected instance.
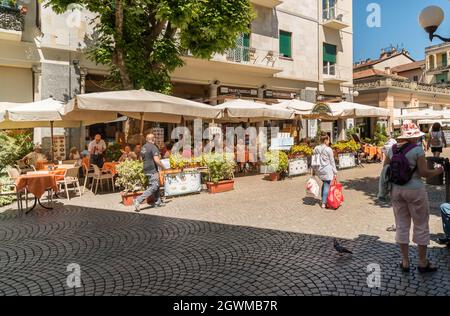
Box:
[333,239,353,255]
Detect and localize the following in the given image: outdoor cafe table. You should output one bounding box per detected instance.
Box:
[363,145,382,158]
[15,173,58,213]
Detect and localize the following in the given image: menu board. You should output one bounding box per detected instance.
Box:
[42,135,66,160]
[164,171,202,197]
[151,128,165,148]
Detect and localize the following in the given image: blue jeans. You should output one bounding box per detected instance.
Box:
[322,180,331,205]
[441,203,450,238]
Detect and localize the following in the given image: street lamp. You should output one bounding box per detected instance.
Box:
[419,5,449,42]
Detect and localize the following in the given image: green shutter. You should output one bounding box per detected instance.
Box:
[442,53,448,67]
[242,33,250,48]
[279,31,292,58]
[436,73,447,83]
[323,43,337,63]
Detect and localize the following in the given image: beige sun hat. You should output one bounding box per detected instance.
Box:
[397,120,425,139]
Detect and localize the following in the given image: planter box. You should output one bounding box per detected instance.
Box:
[338,153,356,169]
[288,157,309,177]
[269,172,280,181]
[206,180,234,194]
[164,171,202,197]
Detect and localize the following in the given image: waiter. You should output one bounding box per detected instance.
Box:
[88,134,107,168]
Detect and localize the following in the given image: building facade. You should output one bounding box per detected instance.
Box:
[354,47,450,133]
[172,0,353,105]
[424,42,450,86]
[1,0,354,146]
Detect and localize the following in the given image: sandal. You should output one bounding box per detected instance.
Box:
[399,262,410,273]
[418,261,438,274]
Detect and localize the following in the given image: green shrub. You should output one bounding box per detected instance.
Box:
[203,153,236,184]
[264,150,289,173]
[0,131,33,170]
[115,160,147,192]
[332,140,361,153]
[105,143,122,162]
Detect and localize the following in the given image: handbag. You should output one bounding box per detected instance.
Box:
[327,177,344,210]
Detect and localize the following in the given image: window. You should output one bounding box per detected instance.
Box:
[413,75,419,82]
[279,31,292,58]
[323,0,336,19]
[436,73,447,83]
[323,43,337,75]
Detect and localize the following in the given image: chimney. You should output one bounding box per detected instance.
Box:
[385,67,391,75]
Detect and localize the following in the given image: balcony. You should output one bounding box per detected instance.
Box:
[250,0,283,9]
[322,6,350,30]
[427,62,449,73]
[0,4,24,41]
[178,46,283,79]
[323,64,349,83]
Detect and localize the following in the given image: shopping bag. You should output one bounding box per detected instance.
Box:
[327,177,344,210]
[306,177,320,198]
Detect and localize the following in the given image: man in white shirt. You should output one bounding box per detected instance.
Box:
[88,134,107,168]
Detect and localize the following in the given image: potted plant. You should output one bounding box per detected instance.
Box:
[115,160,148,206]
[264,150,289,181]
[203,153,236,193]
[332,140,361,169]
[289,144,313,159]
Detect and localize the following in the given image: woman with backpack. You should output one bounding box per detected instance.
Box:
[427,122,447,158]
[384,121,444,273]
[313,132,337,209]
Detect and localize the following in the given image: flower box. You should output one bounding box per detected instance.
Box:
[206,180,235,194]
[164,170,202,197]
[268,172,280,182]
[338,153,356,169]
[288,157,309,177]
[120,191,155,206]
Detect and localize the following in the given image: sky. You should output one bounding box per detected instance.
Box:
[353,0,450,62]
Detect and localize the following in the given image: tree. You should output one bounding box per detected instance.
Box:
[46,0,255,93]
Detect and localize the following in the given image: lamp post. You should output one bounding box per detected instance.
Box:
[419,5,449,42]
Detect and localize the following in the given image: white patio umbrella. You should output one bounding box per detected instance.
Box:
[273,99,315,116]
[0,98,106,160]
[327,101,390,119]
[216,99,295,122]
[63,89,223,144]
[397,108,444,121]
[63,89,223,122]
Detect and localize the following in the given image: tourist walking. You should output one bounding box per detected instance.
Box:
[133,134,166,212]
[88,134,106,168]
[384,121,444,273]
[427,122,447,158]
[313,132,337,209]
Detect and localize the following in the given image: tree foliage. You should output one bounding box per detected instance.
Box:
[46,0,255,93]
[0,131,34,171]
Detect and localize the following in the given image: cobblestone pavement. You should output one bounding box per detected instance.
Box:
[0,152,450,296]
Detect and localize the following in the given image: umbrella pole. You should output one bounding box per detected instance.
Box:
[50,121,54,162]
[139,112,144,146]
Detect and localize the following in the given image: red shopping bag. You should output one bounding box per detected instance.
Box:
[327,177,344,210]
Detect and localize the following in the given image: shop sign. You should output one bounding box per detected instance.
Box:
[265,90,296,99]
[219,86,258,97]
[312,102,333,115]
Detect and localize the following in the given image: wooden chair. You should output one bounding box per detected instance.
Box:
[92,165,115,195]
[57,167,82,201]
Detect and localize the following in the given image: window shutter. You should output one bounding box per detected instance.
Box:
[442,54,448,67]
[436,73,447,83]
[323,43,337,63]
[279,31,292,58]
